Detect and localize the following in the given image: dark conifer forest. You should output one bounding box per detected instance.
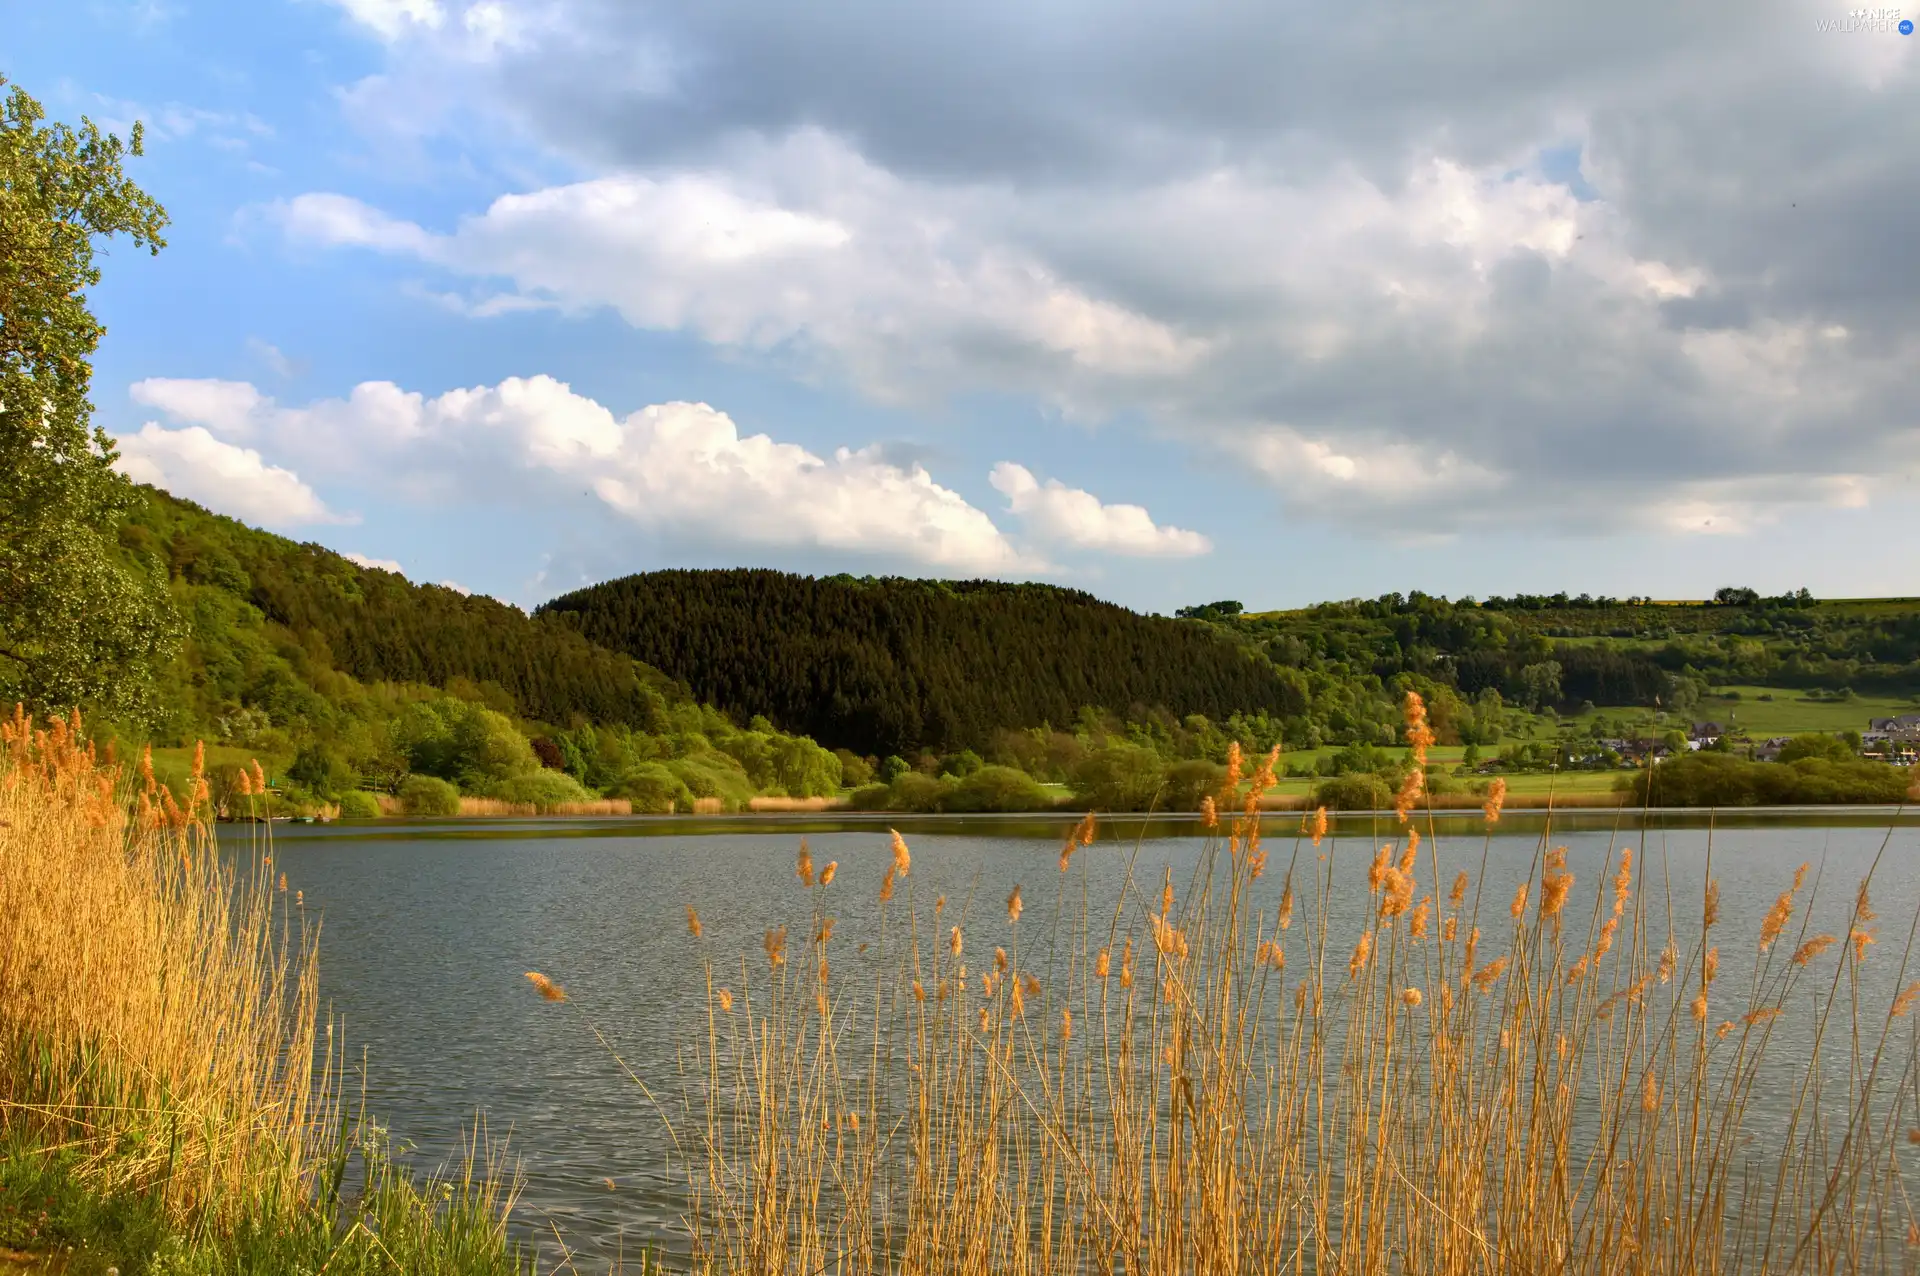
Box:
[539,570,1303,756]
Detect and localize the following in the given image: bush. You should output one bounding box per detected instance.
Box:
[1071,745,1167,811]
[834,749,874,788]
[1775,733,1855,764]
[335,790,382,820]
[938,749,985,779]
[1312,773,1392,811]
[886,772,946,812]
[1163,759,1227,811]
[483,770,595,810]
[941,766,1051,813]
[610,763,695,814]
[845,782,894,811]
[1630,753,1913,806]
[287,742,355,799]
[398,774,461,817]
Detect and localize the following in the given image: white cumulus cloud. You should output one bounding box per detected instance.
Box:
[328,0,444,41]
[271,130,1206,408]
[989,463,1209,557]
[130,377,265,438]
[134,374,1040,571]
[114,423,345,530]
[343,551,407,573]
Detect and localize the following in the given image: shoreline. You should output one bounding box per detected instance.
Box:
[232,802,1920,839]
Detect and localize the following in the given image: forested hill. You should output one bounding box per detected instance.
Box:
[121,489,686,733]
[538,570,1303,757]
[1215,590,1920,704]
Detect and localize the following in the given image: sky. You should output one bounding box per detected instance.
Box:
[5,0,1918,613]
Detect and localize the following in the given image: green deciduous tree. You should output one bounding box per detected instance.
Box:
[1519,661,1563,712]
[0,78,178,719]
[1071,744,1167,811]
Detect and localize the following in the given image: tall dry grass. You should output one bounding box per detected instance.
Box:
[748,796,844,814]
[457,796,635,817]
[0,707,528,1274]
[577,696,1920,1275]
[0,706,335,1223]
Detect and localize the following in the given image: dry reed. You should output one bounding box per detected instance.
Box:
[542,687,1920,1276]
[750,797,845,813]
[457,796,635,817]
[0,708,525,1271]
[0,707,334,1224]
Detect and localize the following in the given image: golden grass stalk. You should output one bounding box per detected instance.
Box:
[0,708,336,1225]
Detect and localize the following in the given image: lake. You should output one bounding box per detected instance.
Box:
[245,810,1920,1266]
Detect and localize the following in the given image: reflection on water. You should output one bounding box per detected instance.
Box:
[239,812,1920,1265]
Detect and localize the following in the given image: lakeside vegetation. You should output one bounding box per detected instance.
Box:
[43,488,1920,818]
[0,709,528,1274]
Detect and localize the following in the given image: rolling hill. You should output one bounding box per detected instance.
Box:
[538,569,1305,758]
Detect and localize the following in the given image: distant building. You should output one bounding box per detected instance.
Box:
[1754,736,1794,762]
[1868,714,1920,740]
[1609,737,1672,765]
[1686,721,1723,750]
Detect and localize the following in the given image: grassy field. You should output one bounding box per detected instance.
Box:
[1689,685,1920,735]
[149,742,289,788]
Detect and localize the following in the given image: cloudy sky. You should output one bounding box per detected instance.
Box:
[8,0,1917,610]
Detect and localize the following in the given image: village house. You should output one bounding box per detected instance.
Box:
[1861,730,1920,766]
[1687,721,1724,750]
[1867,714,1920,740]
[1603,737,1672,766]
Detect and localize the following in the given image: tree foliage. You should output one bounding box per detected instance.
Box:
[1630,753,1912,806]
[121,488,681,731]
[0,78,177,718]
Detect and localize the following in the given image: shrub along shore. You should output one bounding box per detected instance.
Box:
[216,748,1915,822]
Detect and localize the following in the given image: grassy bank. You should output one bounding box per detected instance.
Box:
[534,704,1920,1274]
[0,709,528,1275]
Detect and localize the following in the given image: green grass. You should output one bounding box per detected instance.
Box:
[148,744,288,781]
[0,1123,535,1276]
[1690,685,1920,735]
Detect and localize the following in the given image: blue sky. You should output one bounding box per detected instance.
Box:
[6,0,1917,612]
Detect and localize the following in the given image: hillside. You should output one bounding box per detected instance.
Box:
[95,494,1920,814]
[118,488,687,738]
[1223,590,1920,706]
[538,569,1304,757]
[104,490,858,816]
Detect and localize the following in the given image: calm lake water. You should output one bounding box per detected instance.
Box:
[243,811,1920,1265]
